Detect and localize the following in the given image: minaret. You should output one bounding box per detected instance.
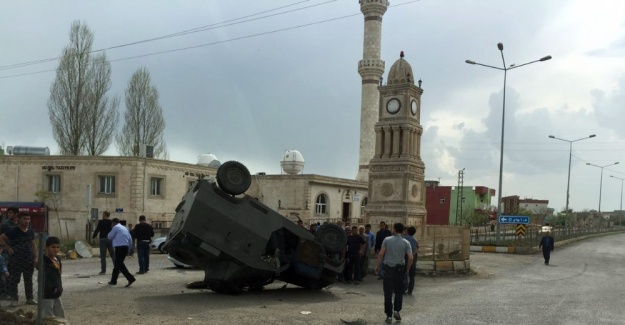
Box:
[366,52,427,226]
[356,0,389,182]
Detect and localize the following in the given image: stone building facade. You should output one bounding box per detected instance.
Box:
[246,174,369,226]
[0,155,217,240]
[0,154,370,240]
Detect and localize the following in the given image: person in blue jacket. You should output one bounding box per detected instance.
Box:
[539,231,555,265]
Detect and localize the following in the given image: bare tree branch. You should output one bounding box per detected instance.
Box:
[116,67,168,159]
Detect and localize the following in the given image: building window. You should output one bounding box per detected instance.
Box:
[47,175,61,193]
[360,197,368,216]
[151,177,164,196]
[315,194,327,215]
[440,197,445,204]
[98,176,115,194]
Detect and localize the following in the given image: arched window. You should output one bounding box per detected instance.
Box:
[360,197,368,216]
[315,194,327,215]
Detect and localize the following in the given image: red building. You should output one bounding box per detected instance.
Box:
[425,181,452,225]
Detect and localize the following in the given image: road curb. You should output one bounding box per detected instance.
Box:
[470,230,625,254]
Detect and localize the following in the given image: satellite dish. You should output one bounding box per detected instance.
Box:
[74,240,93,258]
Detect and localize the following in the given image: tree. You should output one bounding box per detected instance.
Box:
[116,67,168,159]
[35,190,63,241]
[84,53,120,155]
[48,21,118,155]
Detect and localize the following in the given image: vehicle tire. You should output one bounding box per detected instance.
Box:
[216,161,252,195]
[315,223,347,254]
[158,243,166,254]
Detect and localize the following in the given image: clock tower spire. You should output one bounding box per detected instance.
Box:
[356,0,389,182]
[366,52,427,227]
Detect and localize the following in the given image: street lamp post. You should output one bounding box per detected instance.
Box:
[610,175,624,226]
[548,134,596,221]
[586,162,619,213]
[466,43,551,243]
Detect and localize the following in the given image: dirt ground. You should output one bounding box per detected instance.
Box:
[0,252,527,325]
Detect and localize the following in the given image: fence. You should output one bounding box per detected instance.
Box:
[415,225,470,261]
[470,224,623,247]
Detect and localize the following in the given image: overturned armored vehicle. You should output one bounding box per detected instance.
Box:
[163,161,347,294]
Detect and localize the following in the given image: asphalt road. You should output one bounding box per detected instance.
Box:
[5,233,625,324]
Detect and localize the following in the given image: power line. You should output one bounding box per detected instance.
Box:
[0,0,329,71]
[0,0,422,80]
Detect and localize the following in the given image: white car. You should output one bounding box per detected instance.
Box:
[150,237,167,253]
[539,226,553,234]
[167,254,195,268]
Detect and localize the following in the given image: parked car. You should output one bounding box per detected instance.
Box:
[539,225,553,234]
[168,254,194,268]
[163,161,346,294]
[150,237,167,253]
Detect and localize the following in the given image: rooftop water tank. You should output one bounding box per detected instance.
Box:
[280,150,305,175]
[12,146,50,156]
[197,153,221,168]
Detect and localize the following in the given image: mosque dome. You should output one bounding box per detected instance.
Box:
[387,51,414,85]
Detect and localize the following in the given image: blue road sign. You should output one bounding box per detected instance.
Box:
[115,208,124,213]
[498,215,530,224]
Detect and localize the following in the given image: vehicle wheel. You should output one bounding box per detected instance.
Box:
[315,224,347,254]
[216,161,252,195]
[158,243,166,254]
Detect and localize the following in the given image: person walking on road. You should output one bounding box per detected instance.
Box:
[402,226,418,295]
[539,231,555,265]
[92,211,115,275]
[131,215,154,274]
[107,218,136,287]
[375,223,413,324]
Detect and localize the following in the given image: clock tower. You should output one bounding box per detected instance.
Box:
[366,52,427,226]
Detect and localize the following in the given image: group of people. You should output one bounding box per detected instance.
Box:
[0,208,156,320]
[315,219,419,324]
[92,211,155,287]
[0,207,65,318]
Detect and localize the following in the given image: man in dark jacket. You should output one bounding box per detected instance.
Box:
[92,211,115,274]
[375,222,392,279]
[539,231,555,265]
[131,215,154,274]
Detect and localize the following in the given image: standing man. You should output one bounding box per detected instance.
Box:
[358,226,369,281]
[131,215,154,274]
[0,212,37,306]
[402,226,418,295]
[345,226,365,284]
[374,222,392,279]
[92,211,115,275]
[1,207,19,234]
[539,231,555,265]
[107,218,136,287]
[375,223,413,324]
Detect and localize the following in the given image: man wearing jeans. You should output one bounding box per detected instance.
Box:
[131,215,154,274]
[107,218,135,287]
[92,211,115,275]
[375,223,413,324]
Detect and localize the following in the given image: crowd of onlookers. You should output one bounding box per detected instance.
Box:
[296,219,419,293]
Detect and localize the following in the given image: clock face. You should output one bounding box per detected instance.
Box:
[386,98,401,114]
[411,100,417,116]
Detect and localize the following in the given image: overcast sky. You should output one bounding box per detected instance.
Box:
[1,0,625,213]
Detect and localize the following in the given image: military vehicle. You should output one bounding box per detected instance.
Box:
[163,161,347,294]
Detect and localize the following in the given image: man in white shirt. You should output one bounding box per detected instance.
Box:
[107,218,136,287]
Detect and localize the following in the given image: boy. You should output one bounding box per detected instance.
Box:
[42,236,65,318]
[0,247,8,300]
